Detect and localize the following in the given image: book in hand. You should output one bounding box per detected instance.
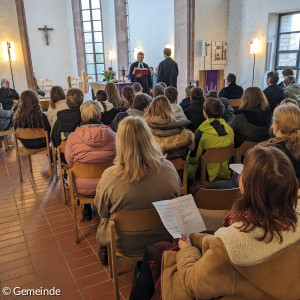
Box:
[133,67,149,76]
[152,194,206,239]
[229,163,243,175]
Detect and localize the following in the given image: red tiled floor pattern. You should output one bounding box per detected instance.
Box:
[0,148,134,300]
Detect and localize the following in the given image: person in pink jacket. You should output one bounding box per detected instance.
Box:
[65,100,116,220]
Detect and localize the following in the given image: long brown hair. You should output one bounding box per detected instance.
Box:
[13,90,44,129]
[50,86,65,109]
[239,87,268,110]
[273,104,300,159]
[105,83,122,109]
[230,147,298,243]
[144,95,175,124]
[122,86,134,103]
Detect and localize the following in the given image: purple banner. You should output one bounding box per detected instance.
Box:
[205,70,219,94]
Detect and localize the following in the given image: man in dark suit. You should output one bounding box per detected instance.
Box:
[263,71,284,112]
[129,52,152,95]
[183,87,206,132]
[0,78,19,110]
[218,73,243,99]
[157,48,178,88]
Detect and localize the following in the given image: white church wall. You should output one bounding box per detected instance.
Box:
[24,0,78,89]
[227,0,300,90]
[101,0,118,76]
[0,0,27,93]
[128,0,174,71]
[194,0,229,80]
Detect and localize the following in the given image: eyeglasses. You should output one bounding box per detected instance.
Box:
[3,81,9,84]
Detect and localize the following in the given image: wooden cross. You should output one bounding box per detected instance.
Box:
[38,25,54,45]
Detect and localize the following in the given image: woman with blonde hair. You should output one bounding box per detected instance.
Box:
[47,86,68,128]
[144,95,194,159]
[94,116,180,265]
[104,82,123,109]
[230,87,272,147]
[259,104,300,177]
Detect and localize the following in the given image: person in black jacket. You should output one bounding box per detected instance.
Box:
[263,71,284,112]
[13,90,50,149]
[0,78,19,110]
[218,73,243,100]
[157,48,178,88]
[183,87,206,132]
[51,88,83,148]
[180,85,194,109]
[230,87,272,148]
[129,52,152,95]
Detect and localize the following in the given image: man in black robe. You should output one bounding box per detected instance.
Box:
[129,52,152,95]
[157,48,178,88]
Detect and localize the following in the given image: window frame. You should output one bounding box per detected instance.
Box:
[80,0,105,82]
[276,11,300,84]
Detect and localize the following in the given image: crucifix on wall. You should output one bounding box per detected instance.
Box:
[38,25,54,45]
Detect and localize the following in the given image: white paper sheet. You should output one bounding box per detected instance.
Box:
[229,163,244,175]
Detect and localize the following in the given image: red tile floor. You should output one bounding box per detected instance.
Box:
[0,147,134,299]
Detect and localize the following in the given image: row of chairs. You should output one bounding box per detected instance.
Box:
[36,78,53,92]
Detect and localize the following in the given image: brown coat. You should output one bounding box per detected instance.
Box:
[162,224,300,300]
[94,159,181,254]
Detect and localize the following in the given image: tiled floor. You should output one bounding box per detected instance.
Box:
[0,147,134,300]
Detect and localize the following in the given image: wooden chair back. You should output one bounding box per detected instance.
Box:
[194,187,240,233]
[15,128,47,140]
[200,144,235,188]
[170,158,188,195]
[229,98,242,107]
[36,79,44,89]
[70,160,113,179]
[0,128,15,151]
[14,128,52,182]
[109,208,164,300]
[69,160,114,243]
[194,187,240,210]
[236,141,258,163]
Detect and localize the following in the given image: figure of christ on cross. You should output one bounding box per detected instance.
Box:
[38,25,54,45]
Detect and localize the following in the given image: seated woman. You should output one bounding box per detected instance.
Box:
[51,88,83,148]
[259,104,300,178]
[95,90,119,125]
[13,90,51,149]
[94,116,181,264]
[105,82,123,109]
[121,86,135,110]
[47,86,68,129]
[187,97,234,182]
[65,101,116,220]
[144,95,194,160]
[230,87,272,147]
[283,75,300,103]
[162,146,300,300]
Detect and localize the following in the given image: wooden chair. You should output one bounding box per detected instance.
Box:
[69,160,113,243]
[235,141,258,163]
[14,128,53,182]
[43,78,53,91]
[200,144,235,188]
[36,78,44,90]
[87,76,93,87]
[228,98,242,108]
[109,208,164,300]
[170,158,188,195]
[71,77,80,88]
[0,128,15,151]
[194,187,240,233]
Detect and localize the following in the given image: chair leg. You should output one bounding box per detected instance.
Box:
[107,246,113,278]
[4,136,8,151]
[71,197,79,244]
[79,204,84,222]
[112,253,120,300]
[16,155,23,182]
[28,155,33,172]
[60,171,67,205]
[52,149,58,180]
